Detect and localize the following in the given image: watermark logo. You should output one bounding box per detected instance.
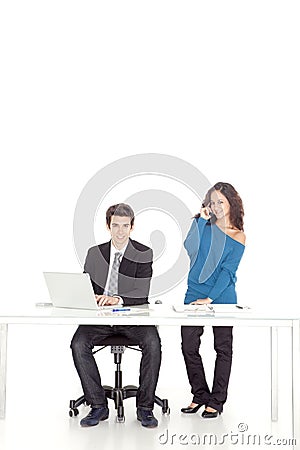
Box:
[158,424,297,446]
[73,153,220,297]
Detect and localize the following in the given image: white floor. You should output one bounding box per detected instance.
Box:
[0,324,296,450]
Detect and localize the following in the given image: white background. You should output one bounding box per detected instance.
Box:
[0,1,299,449]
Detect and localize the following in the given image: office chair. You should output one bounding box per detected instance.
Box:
[69,334,170,422]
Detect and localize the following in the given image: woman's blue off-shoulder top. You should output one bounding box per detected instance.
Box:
[184,217,245,304]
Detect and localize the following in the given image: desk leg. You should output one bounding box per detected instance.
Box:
[270,326,278,422]
[292,320,300,444]
[0,324,8,419]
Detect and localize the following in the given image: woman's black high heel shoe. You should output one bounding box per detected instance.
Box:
[181,404,202,414]
[201,409,221,418]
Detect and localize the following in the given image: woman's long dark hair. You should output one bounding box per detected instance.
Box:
[195,182,244,231]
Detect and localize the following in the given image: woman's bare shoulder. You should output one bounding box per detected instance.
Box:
[231,229,246,245]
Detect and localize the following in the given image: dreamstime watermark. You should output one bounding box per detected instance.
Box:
[73,153,226,297]
[158,424,297,447]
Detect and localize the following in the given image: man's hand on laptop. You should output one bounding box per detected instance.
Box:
[95,295,121,306]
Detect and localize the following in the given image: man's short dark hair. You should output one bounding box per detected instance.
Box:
[106,203,135,228]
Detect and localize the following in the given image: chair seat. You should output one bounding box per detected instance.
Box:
[99,334,139,347]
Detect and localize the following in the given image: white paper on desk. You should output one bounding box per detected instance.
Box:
[172,304,214,313]
[97,305,116,310]
[213,305,251,314]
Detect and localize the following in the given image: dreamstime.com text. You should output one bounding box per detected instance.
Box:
[158,424,296,447]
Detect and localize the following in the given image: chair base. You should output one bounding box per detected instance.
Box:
[69,387,170,421]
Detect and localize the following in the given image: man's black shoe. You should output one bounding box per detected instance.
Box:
[137,408,158,428]
[80,407,109,427]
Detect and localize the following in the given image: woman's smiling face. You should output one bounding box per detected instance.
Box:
[209,190,230,221]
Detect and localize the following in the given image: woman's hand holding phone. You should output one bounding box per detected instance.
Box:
[200,205,212,220]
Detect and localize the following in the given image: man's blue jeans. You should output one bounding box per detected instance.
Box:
[71,325,161,409]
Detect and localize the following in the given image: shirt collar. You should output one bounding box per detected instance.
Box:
[110,241,128,258]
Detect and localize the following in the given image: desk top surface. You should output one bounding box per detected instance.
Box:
[0,303,298,326]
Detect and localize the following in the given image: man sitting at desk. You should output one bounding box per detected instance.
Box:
[71,203,161,428]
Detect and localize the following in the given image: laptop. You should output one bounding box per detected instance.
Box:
[43,272,100,310]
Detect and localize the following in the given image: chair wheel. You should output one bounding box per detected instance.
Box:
[69,408,79,417]
[116,405,125,422]
[162,399,170,414]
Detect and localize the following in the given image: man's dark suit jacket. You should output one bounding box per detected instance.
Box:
[84,238,153,306]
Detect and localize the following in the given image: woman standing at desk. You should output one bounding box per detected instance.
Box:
[181,182,246,418]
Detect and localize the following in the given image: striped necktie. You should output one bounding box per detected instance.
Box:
[107,252,122,296]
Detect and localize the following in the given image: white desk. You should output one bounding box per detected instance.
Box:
[0,304,299,446]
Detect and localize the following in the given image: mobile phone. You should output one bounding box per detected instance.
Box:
[202,203,212,218]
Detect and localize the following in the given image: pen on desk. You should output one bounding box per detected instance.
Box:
[112,307,131,312]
